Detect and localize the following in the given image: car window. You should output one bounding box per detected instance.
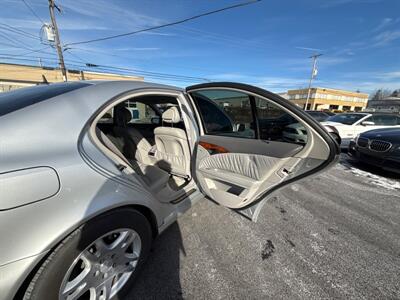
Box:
[191,90,255,139]
[255,97,308,144]
[371,114,398,126]
[307,111,326,121]
[327,113,367,125]
[124,101,158,124]
[191,90,308,144]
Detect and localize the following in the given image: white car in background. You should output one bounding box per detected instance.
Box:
[321,113,400,149]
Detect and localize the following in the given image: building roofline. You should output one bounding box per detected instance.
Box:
[0,62,144,81]
[288,86,368,96]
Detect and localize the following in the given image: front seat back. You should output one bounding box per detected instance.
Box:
[154,107,191,178]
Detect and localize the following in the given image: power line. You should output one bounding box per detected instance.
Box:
[0,31,32,49]
[0,56,210,83]
[63,47,211,81]
[0,36,56,56]
[21,0,46,25]
[90,64,210,81]
[64,49,87,63]
[65,0,261,46]
[0,46,52,57]
[0,55,77,65]
[0,23,41,40]
[65,46,221,74]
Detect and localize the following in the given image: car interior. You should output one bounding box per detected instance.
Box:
[188,89,319,211]
[95,94,195,203]
[92,88,331,216]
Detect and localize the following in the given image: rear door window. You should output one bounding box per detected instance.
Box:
[124,101,158,124]
[191,89,307,145]
[191,90,255,139]
[255,97,307,144]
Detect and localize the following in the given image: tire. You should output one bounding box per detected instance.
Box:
[23,208,152,300]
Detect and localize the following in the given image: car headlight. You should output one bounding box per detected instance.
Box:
[354,134,360,144]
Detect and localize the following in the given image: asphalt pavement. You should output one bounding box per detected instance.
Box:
[128,154,400,299]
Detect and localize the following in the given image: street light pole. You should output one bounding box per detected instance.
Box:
[48,0,67,81]
[305,53,322,110]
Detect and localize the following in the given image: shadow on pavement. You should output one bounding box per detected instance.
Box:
[127,222,185,299]
[339,153,400,180]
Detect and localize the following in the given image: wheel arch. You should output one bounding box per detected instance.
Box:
[13,204,159,300]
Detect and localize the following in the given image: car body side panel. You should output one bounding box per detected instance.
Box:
[0,252,48,300]
[0,158,167,266]
[0,81,186,267]
[0,82,203,299]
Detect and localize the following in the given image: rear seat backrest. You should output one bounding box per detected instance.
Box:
[113,105,154,165]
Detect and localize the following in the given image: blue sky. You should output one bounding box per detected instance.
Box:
[1,0,399,93]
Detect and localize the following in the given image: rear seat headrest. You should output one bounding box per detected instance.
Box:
[162,107,181,124]
[114,106,132,127]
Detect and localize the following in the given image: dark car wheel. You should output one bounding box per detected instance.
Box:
[23,208,152,300]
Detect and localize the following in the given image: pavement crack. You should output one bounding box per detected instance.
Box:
[328,227,340,235]
[284,236,296,248]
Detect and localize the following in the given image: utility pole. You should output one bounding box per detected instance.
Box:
[305,53,322,110]
[48,0,67,81]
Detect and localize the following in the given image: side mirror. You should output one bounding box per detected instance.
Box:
[361,121,375,126]
[151,116,161,125]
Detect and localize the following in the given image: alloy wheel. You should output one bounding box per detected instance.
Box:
[59,228,141,300]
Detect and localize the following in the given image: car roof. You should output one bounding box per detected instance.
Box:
[0,80,184,133]
[0,80,183,118]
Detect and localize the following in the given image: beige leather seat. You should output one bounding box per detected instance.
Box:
[96,128,169,192]
[113,105,153,165]
[154,107,191,178]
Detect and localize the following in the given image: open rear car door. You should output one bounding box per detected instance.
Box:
[185,83,340,222]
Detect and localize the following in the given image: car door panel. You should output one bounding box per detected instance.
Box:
[195,145,302,209]
[186,82,339,221]
[198,135,303,157]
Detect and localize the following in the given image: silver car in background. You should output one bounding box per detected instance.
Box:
[0,81,339,300]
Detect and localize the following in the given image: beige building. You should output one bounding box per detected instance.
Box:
[287,87,369,111]
[0,63,143,92]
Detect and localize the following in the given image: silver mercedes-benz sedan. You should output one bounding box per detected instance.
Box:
[0,80,339,300]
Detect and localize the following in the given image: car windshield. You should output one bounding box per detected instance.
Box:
[326,113,367,125]
[306,111,328,121]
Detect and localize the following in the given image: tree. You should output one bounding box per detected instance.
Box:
[390,89,400,97]
[370,89,393,100]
